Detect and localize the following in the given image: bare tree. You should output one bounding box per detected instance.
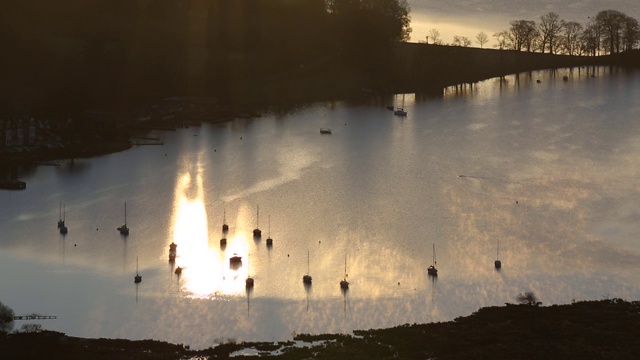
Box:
[538,12,564,53]
[596,10,627,54]
[621,16,640,51]
[0,301,15,336]
[561,21,583,55]
[428,28,442,44]
[452,35,472,47]
[510,20,538,51]
[493,30,511,50]
[476,31,489,48]
[516,291,541,306]
[581,20,601,56]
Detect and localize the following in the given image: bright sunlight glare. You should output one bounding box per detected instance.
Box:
[171,172,248,298]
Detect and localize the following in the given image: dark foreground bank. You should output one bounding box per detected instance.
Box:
[2,299,639,359]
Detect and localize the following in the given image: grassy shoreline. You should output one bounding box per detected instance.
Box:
[2,299,639,359]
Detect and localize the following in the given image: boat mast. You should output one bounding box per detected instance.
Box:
[344,255,347,278]
[433,243,437,268]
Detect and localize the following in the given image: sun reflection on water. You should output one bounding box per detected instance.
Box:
[171,172,248,298]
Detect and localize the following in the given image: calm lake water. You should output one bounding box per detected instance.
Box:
[2,67,640,348]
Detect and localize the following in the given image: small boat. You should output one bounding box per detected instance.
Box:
[393,108,407,116]
[494,239,502,269]
[222,210,229,232]
[393,94,407,116]
[220,237,227,246]
[230,254,242,266]
[169,242,177,262]
[0,180,26,190]
[266,215,273,246]
[134,257,142,283]
[174,266,182,275]
[320,128,332,134]
[303,250,312,285]
[59,204,68,235]
[245,253,254,288]
[252,205,261,237]
[340,255,349,289]
[428,243,438,276]
[117,202,129,235]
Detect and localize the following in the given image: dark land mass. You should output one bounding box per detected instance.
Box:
[2,45,639,173]
[2,299,640,359]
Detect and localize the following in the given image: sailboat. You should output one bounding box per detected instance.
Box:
[394,94,408,116]
[134,257,142,283]
[169,242,177,262]
[303,250,312,285]
[222,210,229,232]
[57,202,65,228]
[59,204,68,234]
[252,205,261,237]
[427,243,438,276]
[494,239,502,269]
[266,215,273,246]
[245,252,254,288]
[117,202,129,235]
[340,255,349,289]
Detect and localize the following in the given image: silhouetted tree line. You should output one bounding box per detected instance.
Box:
[493,10,639,55]
[0,0,411,115]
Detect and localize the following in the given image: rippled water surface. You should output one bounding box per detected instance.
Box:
[2,67,640,348]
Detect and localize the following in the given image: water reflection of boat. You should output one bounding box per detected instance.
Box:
[253,205,261,238]
[340,255,349,289]
[169,242,177,262]
[134,257,142,283]
[117,202,129,235]
[494,239,502,269]
[303,250,312,285]
[428,243,438,277]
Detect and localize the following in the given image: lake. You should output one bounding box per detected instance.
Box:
[2,66,640,349]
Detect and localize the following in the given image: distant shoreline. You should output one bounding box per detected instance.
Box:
[2,47,638,173]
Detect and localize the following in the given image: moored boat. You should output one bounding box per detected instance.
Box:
[169,242,177,262]
[428,243,438,276]
[117,202,129,235]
